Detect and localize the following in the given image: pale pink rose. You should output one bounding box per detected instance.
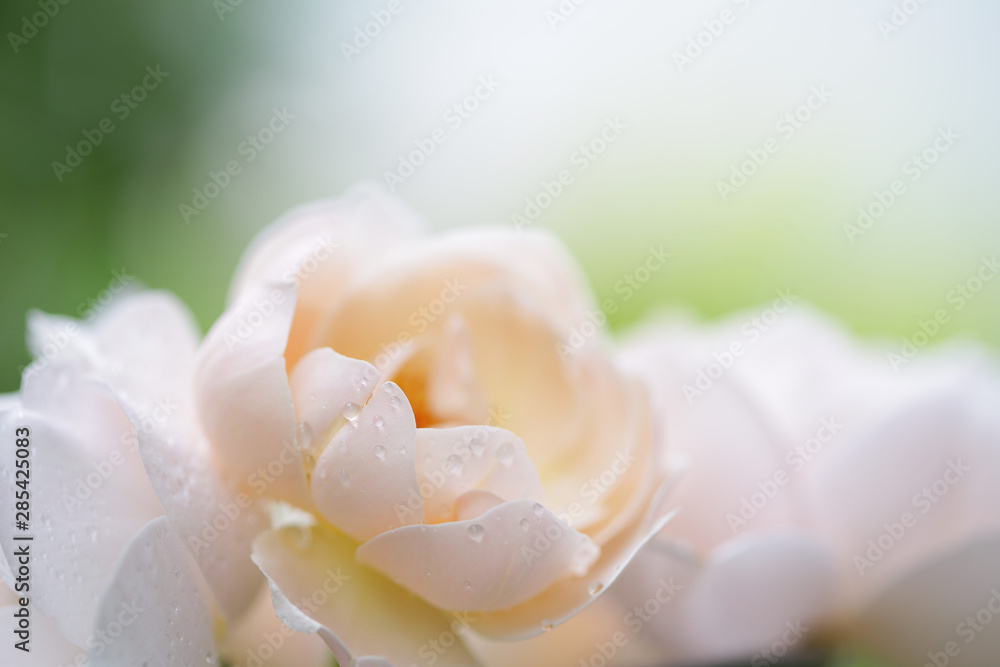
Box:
[0,292,333,665]
[612,307,1000,666]
[189,184,676,666]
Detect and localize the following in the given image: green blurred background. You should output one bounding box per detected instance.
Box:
[2,0,998,396]
[2,1,999,665]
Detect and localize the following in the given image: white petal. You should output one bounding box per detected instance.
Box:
[230,184,426,367]
[289,347,379,458]
[0,383,161,647]
[462,476,677,640]
[356,499,600,612]
[809,374,1000,611]
[223,584,335,667]
[120,398,269,623]
[313,226,600,362]
[414,426,544,524]
[194,281,310,508]
[252,524,481,667]
[311,382,424,541]
[27,290,200,409]
[87,517,218,667]
[623,532,836,664]
[851,533,1000,667]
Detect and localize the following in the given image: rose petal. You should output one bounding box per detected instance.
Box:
[0,380,161,646]
[289,347,379,457]
[851,533,1000,667]
[425,314,490,424]
[87,517,218,667]
[313,227,599,363]
[252,524,481,667]
[454,490,507,521]
[118,397,269,623]
[222,584,335,667]
[194,281,310,507]
[809,373,1000,611]
[463,593,657,667]
[462,476,677,640]
[230,184,425,367]
[619,531,836,664]
[414,426,545,524]
[356,499,600,612]
[27,291,200,410]
[311,382,424,541]
[544,366,659,546]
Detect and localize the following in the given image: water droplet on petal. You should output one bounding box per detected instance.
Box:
[464,580,472,590]
[496,441,514,466]
[296,421,314,450]
[519,519,530,532]
[588,581,604,596]
[446,454,463,475]
[531,503,545,517]
[374,445,386,461]
[339,469,351,487]
[541,620,554,632]
[467,524,485,543]
[342,402,361,420]
[389,395,401,410]
[373,415,385,430]
[470,439,485,457]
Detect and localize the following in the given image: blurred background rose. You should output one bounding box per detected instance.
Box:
[1,1,998,663]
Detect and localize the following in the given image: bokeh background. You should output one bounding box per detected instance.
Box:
[1,1,998,663]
